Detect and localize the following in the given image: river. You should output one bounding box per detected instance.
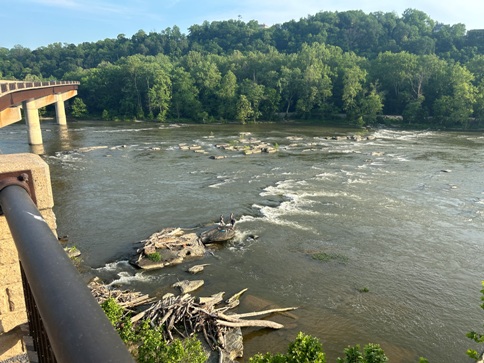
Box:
[1,120,483,362]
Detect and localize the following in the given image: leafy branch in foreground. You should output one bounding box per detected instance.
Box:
[467,281,484,360]
[249,332,390,363]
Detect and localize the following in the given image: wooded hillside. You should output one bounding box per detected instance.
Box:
[2,9,484,127]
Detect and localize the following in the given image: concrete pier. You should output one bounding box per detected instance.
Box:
[22,100,43,146]
[55,94,67,126]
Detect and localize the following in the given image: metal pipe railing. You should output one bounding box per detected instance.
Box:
[0,80,80,96]
[0,184,135,363]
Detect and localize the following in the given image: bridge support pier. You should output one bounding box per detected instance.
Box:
[55,94,67,126]
[22,100,43,146]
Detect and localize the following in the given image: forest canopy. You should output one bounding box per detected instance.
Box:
[2,8,484,128]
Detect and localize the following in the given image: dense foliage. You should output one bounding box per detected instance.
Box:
[249,332,390,363]
[2,9,484,127]
[101,298,208,363]
[467,281,484,360]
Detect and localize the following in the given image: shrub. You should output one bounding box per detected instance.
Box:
[101,299,207,363]
[147,252,161,262]
[249,332,326,363]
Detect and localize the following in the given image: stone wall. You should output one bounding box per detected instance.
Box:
[0,154,56,361]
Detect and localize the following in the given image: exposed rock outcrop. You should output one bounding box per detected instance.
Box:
[134,228,206,270]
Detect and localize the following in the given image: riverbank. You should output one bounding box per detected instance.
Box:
[63,112,484,132]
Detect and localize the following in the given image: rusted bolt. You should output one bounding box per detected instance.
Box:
[18,173,29,183]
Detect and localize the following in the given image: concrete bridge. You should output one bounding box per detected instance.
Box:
[0,80,79,147]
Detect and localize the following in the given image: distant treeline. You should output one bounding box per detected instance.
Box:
[2,9,484,127]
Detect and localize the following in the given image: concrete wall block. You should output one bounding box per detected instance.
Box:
[0,310,27,334]
[0,326,26,361]
[0,216,19,267]
[0,264,21,286]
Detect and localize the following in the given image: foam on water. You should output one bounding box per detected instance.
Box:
[107,271,153,287]
[208,175,235,188]
[346,178,371,184]
[92,127,157,133]
[95,260,132,272]
[373,129,436,141]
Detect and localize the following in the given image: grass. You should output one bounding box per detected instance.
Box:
[310,251,349,264]
[147,252,161,262]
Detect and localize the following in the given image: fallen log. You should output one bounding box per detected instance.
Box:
[216,319,284,329]
[226,306,298,319]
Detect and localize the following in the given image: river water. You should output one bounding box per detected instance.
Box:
[1,120,484,362]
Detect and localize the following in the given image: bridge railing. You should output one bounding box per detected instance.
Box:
[0,172,134,363]
[0,81,80,96]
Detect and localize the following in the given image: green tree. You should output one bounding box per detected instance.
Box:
[474,80,484,127]
[117,54,172,120]
[341,65,367,119]
[170,66,201,120]
[360,84,384,124]
[240,79,265,122]
[371,51,416,114]
[433,63,477,127]
[70,97,88,118]
[217,70,238,120]
[236,94,253,124]
[279,65,303,119]
[295,43,333,118]
[182,51,222,118]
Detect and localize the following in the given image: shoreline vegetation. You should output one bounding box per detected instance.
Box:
[59,113,484,133]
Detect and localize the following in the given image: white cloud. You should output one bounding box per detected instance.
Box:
[31,0,79,8]
[30,0,134,15]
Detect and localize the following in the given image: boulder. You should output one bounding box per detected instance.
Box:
[172,280,204,294]
[200,227,236,244]
[134,228,206,270]
[187,264,210,274]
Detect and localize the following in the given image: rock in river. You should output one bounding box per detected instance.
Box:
[134,228,206,270]
[172,279,205,294]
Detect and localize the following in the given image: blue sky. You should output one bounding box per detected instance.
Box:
[1,0,482,50]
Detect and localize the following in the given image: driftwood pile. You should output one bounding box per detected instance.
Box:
[131,288,296,338]
[88,277,155,308]
[89,279,297,362]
